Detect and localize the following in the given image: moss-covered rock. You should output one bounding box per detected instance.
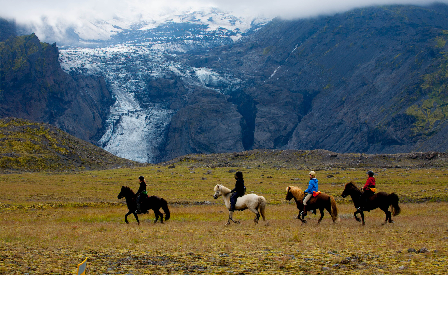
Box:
[0,117,143,172]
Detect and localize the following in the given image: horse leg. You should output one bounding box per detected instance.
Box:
[317,208,324,224]
[125,210,136,224]
[383,210,392,225]
[125,211,130,224]
[134,212,140,225]
[226,211,240,225]
[353,209,361,222]
[255,212,260,224]
[159,209,164,223]
[298,210,307,224]
[247,207,260,224]
[354,209,365,225]
[360,211,365,225]
[381,207,392,224]
[154,209,163,223]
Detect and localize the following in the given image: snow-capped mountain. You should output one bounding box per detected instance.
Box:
[56,8,268,163]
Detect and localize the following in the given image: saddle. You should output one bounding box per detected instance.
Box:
[312,191,321,197]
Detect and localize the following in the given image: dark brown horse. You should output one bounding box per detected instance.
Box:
[341,182,400,225]
[117,186,170,224]
[285,186,339,224]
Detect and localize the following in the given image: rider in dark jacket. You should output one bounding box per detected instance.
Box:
[229,171,245,213]
[136,175,147,213]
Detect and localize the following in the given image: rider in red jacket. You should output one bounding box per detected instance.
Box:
[363,172,376,191]
[359,170,376,211]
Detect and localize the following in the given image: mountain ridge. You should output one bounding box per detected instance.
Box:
[3,5,448,164]
[0,117,141,172]
[168,4,448,158]
[0,29,115,144]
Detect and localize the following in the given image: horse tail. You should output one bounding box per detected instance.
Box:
[389,193,400,216]
[161,198,170,221]
[329,195,339,222]
[258,196,267,221]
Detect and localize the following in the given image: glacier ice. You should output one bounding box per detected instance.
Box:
[57,8,268,163]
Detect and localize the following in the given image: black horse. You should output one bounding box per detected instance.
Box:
[341,182,400,225]
[117,186,170,224]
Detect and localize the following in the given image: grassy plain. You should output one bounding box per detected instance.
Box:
[1,160,448,275]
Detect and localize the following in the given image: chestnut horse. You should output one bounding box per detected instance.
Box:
[341,182,400,225]
[285,186,339,224]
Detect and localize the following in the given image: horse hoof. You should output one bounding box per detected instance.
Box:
[355,217,361,222]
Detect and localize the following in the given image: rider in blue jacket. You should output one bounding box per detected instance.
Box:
[301,171,318,216]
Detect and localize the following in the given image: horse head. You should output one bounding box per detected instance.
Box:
[341,182,359,198]
[213,184,222,199]
[118,186,134,200]
[285,186,293,201]
[286,186,304,201]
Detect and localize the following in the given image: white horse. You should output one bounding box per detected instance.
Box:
[213,184,267,225]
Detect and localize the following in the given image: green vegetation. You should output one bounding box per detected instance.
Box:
[0,118,140,172]
[1,153,448,274]
[405,33,448,136]
[0,119,447,274]
[262,46,272,55]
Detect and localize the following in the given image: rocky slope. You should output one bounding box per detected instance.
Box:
[0,26,114,144]
[171,4,448,159]
[0,118,140,172]
[163,149,448,170]
[3,5,448,164]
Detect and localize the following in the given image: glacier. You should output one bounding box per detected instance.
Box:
[56,8,269,163]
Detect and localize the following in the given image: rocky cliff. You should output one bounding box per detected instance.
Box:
[0,25,114,144]
[161,4,448,160]
[3,5,448,164]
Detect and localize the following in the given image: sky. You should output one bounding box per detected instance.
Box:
[1,0,447,25]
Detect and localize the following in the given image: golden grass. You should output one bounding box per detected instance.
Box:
[1,164,447,274]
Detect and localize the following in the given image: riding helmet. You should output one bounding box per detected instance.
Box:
[139,175,145,181]
[367,171,374,177]
[309,171,316,178]
[235,171,243,179]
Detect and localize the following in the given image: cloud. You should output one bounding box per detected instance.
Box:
[214,0,446,19]
[1,0,447,25]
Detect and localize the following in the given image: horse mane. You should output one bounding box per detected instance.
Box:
[122,186,135,196]
[215,184,231,193]
[345,181,360,191]
[287,186,304,200]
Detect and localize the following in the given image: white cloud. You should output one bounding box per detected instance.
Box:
[1,0,446,24]
[213,0,445,19]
